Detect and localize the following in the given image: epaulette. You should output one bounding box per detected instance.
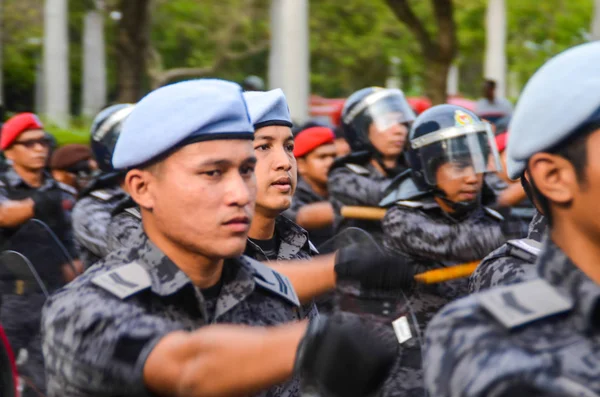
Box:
[394,200,424,209]
[478,278,573,329]
[308,241,319,255]
[483,207,505,221]
[344,163,370,175]
[92,262,152,299]
[329,151,371,174]
[507,239,542,263]
[0,179,6,187]
[124,207,142,220]
[90,189,116,202]
[247,257,300,307]
[58,182,77,196]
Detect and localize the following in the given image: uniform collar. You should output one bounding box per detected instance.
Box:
[246,215,311,260]
[4,166,54,189]
[131,228,257,320]
[536,239,600,331]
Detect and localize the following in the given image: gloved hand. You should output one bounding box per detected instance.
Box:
[295,312,397,397]
[335,243,415,290]
[31,189,63,218]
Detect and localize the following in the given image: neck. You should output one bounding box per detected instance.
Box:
[13,164,43,187]
[249,209,276,240]
[434,196,455,214]
[303,177,328,198]
[551,215,600,284]
[142,220,224,289]
[370,157,397,176]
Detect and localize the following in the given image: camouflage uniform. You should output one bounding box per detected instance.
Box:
[379,197,506,397]
[282,178,335,250]
[424,239,600,397]
[72,185,127,267]
[42,227,308,397]
[0,167,76,397]
[328,152,392,238]
[106,198,142,253]
[469,211,547,292]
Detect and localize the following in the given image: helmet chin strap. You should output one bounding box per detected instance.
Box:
[432,187,479,220]
[372,149,404,177]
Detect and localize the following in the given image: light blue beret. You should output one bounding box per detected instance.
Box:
[243,89,293,129]
[112,79,254,169]
[507,42,600,179]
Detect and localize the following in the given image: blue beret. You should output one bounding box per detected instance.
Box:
[243,89,293,129]
[507,42,600,179]
[112,79,254,169]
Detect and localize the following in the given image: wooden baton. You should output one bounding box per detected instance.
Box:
[340,206,387,221]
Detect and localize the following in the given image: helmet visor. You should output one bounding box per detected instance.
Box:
[410,122,501,186]
[344,89,416,133]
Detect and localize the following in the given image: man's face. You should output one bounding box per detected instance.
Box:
[298,143,337,187]
[253,125,297,217]
[368,122,408,158]
[436,160,484,204]
[4,129,50,171]
[142,140,257,259]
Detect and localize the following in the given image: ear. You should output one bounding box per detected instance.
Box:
[3,148,14,162]
[125,169,155,210]
[528,153,576,206]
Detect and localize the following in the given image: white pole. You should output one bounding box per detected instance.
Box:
[82,4,107,117]
[484,0,507,98]
[592,0,600,41]
[446,64,459,96]
[268,0,309,124]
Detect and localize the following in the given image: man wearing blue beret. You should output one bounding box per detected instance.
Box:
[40,79,399,397]
[424,42,600,396]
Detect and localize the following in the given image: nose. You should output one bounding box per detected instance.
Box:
[463,167,478,183]
[225,172,254,207]
[273,146,293,172]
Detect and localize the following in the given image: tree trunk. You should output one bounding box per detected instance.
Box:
[82,5,107,117]
[592,0,600,41]
[43,0,70,127]
[116,0,151,103]
[484,0,507,98]
[425,60,451,105]
[268,0,309,124]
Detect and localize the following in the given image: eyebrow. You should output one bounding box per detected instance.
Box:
[254,134,294,142]
[198,156,257,168]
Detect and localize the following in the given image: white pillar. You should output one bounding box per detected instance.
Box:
[592,0,600,40]
[0,0,4,109]
[82,6,107,117]
[484,0,507,98]
[268,0,309,124]
[446,64,459,96]
[43,0,70,127]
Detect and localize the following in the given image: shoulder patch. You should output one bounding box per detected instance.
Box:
[478,278,573,329]
[58,182,77,196]
[394,200,423,208]
[90,189,115,201]
[507,239,542,262]
[484,207,505,221]
[308,241,319,255]
[92,262,152,299]
[345,163,370,175]
[248,259,300,307]
[124,207,142,219]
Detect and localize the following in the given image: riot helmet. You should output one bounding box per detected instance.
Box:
[341,87,416,153]
[406,104,501,212]
[241,75,265,92]
[90,104,134,173]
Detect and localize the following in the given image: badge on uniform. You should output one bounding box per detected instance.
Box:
[92,262,152,299]
[249,259,300,307]
[478,278,573,329]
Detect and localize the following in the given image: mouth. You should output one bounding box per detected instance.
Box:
[459,191,478,200]
[223,215,250,232]
[270,176,292,193]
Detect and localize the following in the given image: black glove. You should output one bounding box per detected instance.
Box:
[335,243,415,290]
[295,312,397,397]
[31,189,63,218]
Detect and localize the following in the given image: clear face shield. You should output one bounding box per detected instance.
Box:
[410,122,502,187]
[344,89,417,133]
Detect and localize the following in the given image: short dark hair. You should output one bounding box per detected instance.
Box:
[485,80,496,89]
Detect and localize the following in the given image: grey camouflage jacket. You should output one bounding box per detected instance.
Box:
[42,228,306,397]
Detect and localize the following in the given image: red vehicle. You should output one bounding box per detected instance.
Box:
[0,324,19,397]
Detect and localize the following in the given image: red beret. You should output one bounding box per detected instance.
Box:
[495,132,508,153]
[294,127,335,158]
[50,144,93,170]
[1,113,44,150]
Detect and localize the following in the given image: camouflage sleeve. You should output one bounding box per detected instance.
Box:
[468,245,535,292]
[106,213,143,253]
[424,297,541,397]
[383,206,506,263]
[41,275,182,396]
[328,167,390,207]
[0,183,9,203]
[72,198,113,259]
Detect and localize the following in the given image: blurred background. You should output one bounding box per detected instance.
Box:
[0,0,598,143]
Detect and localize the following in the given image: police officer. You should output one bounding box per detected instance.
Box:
[72,104,133,267]
[424,41,600,396]
[0,112,78,397]
[378,104,509,396]
[41,79,398,397]
[328,87,416,236]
